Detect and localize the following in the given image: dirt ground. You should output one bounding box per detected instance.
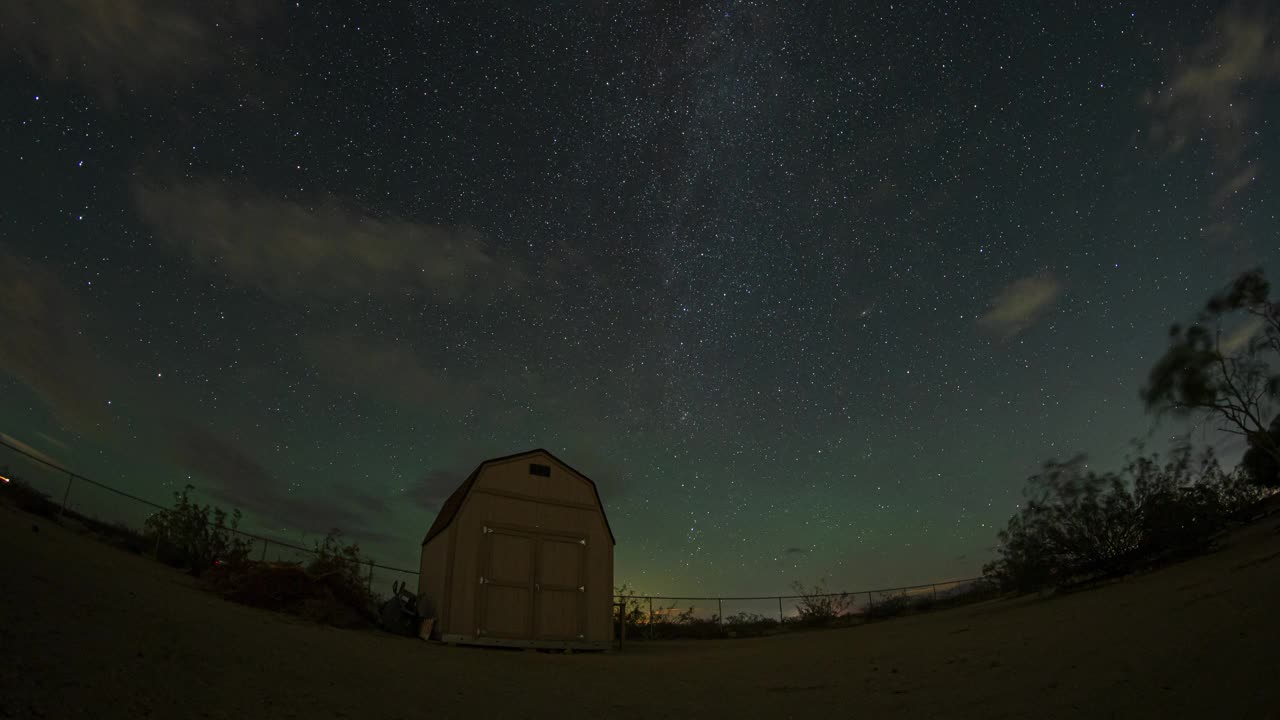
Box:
[2,503,1278,720]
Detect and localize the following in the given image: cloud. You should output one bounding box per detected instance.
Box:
[170,424,394,541]
[0,248,110,432]
[1210,164,1260,208]
[1221,316,1267,355]
[135,179,520,301]
[0,0,266,99]
[0,432,71,474]
[34,432,70,450]
[403,469,464,512]
[1145,5,1280,197]
[977,274,1063,338]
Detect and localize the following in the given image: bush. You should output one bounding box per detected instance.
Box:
[207,530,379,628]
[209,561,375,629]
[304,529,378,624]
[984,443,1264,593]
[143,486,252,576]
[724,611,773,626]
[0,474,59,518]
[791,578,853,625]
[613,583,649,638]
[865,591,913,620]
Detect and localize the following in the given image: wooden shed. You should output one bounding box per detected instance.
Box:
[418,449,615,650]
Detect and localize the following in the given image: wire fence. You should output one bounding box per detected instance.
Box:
[1,436,995,629]
[0,437,419,596]
[611,576,994,643]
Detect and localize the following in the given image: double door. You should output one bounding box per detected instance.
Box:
[477,525,586,642]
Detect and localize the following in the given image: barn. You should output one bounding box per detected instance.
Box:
[418,449,615,650]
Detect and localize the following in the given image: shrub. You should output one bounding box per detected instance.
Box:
[865,591,912,620]
[613,583,650,637]
[790,578,853,625]
[304,529,378,623]
[0,474,59,518]
[985,443,1265,593]
[206,530,379,629]
[143,485,252,576]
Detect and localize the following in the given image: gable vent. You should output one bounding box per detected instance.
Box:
[529,463,551,477]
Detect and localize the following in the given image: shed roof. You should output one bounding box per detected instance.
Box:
[420,448,616,546]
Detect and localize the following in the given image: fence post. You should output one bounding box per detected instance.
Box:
[648,597,654,640]
[932,584,938,602]
[60,473,74,517]
[367,560,375,593]
[260,539,269,562]
[618,601,626,649]
[867,591,875,610]
[717,598,723,626]
[778,596,783,624]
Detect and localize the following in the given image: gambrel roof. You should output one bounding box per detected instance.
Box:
[420,448,616,546]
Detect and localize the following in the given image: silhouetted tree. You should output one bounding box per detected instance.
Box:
[984,443,1262,593]
[1239,414,1280,488]
[1141,269,1280,481]
[984,455,1142,590]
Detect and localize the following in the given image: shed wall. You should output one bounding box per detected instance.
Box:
[418,525,451,634]
[437,453,613,646]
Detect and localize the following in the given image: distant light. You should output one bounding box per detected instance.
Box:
[0,475,11,483]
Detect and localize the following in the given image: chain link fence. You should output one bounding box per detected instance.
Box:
[2,437,996,637]
[0,438,417,597]
[612,576,995,644]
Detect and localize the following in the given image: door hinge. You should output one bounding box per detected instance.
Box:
[482,526,493,534]
[579,538,586,545]
[578,585,585,592]
[479,576,487,584]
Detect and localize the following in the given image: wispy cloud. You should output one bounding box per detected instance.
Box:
[0,248,110,432]
[0,431,70,473]
[0,0,266,100]
[403,469,464,512]
[1210,164,1261,208]
[1221,316,1266,355]
[1145,5,1280,207]
[977,274,1063,339]
[34,432,69,450]
[170,424,394,541]
[135,179,520,302]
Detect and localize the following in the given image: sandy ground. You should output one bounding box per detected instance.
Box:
[2,503,1279,720]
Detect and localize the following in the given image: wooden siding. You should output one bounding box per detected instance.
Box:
[427,450,614,646]
[418,524,451,636]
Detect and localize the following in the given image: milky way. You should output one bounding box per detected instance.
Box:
[1,1,1277,598]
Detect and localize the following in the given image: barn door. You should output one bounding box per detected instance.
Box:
[478,527,535,640]
[534,536,586,641]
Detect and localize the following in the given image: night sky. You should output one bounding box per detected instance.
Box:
[1,1,1278,598]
